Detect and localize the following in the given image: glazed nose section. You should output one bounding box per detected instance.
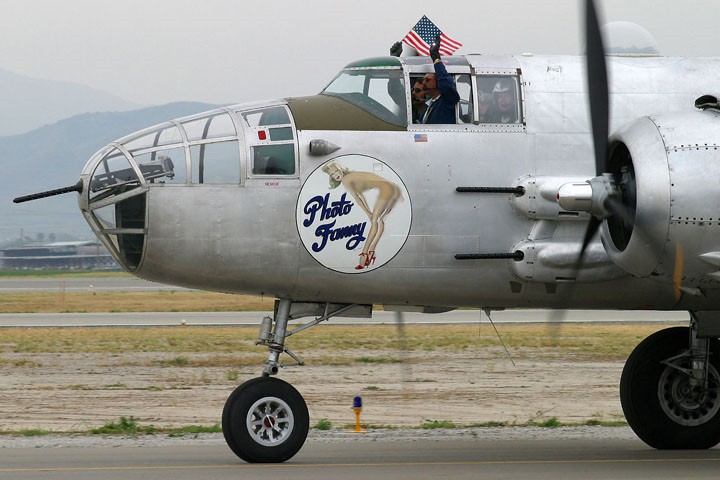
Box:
[79,110,240,272]
[77,105,299,273]
[79,143,158,272]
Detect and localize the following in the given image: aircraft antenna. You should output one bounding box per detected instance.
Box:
[483,308,515,367]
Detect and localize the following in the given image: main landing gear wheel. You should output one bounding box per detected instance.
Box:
[620,326,720,449]
[222,377,309,463]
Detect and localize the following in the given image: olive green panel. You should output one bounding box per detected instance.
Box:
[344,56,402,68]
[287,95,406,132]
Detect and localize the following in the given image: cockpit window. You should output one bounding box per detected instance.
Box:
[322,69,407,127]
[456,75,473,124]
[477,75,522,124]
[242,106,296,176]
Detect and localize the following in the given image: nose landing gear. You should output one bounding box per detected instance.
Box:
[221,299,370,463]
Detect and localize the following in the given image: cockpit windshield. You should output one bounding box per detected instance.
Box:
[321,68,406,127]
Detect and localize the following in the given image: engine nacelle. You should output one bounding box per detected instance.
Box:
[603,110,720,290]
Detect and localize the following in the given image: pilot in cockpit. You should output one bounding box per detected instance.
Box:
[477,91,495,123]
[492,78,518,123]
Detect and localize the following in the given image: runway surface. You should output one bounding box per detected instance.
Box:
[1,437,719,480]
[0,309,688,328]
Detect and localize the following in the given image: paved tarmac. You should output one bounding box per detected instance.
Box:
[0,309,689,328]
[1,437,719,480]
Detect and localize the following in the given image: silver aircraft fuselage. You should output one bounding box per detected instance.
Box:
[78,54,720,311]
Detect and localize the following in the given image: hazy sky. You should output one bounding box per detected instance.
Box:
[1,0,718,106]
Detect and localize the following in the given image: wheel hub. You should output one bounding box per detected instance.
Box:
[659,363,720,427]
[263,415,276,428]
[246,396,295,446]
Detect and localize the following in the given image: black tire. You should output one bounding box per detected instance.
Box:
[222,377,309,463]
[620,326,720,449]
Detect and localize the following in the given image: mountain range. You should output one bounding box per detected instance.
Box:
[1,102,219,244]
[0,68,143,137]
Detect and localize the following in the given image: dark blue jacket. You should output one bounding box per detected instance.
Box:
[422,61,460,124]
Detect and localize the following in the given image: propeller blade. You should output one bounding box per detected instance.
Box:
[604,195,633,224]
[573,0,610,272]
[568,0,610,299]
[546,217,599,346]
[547,0,610,344]
[13,180,83,204]
[579,215,601,261]
[585,0,609,176]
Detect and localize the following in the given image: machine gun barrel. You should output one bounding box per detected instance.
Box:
[13,180,83,204]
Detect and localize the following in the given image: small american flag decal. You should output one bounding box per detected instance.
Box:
[414,134,428,142]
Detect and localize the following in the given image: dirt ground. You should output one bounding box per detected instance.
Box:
[0,348,626,432]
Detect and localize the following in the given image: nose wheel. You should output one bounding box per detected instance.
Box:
[222,377,309,463]
[222,299,368,462]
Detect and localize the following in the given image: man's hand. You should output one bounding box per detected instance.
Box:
[390,41,403,57]
[429,35,441,62]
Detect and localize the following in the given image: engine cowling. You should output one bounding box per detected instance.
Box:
[602,110,720,290]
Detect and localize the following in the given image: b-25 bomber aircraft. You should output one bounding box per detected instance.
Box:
[15,0,720,463]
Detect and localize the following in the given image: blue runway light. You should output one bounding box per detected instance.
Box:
[352,395,364,433]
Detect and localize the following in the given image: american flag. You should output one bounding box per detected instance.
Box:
[402,15,463,57]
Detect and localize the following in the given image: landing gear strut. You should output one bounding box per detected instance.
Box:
[222,299,370,463]
[620,314,720,449]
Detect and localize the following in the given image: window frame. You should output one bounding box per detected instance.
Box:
[239,105,299,178]
[406,62,527,132]
[475,74,525,126]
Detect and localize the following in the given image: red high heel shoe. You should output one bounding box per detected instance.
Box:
[366,251,376,266]
[355,252,368,270]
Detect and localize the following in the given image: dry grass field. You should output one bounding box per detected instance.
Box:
[0,323,676,433]
[0,291,275,314]
[0,324,660,359]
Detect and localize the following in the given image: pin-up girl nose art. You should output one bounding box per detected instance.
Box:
[297,156,412,274]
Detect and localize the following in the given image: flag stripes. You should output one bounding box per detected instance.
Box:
[401,15,462,57]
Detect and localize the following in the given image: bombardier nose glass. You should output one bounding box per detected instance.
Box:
[80,108,250,272]
[88,148,140,197]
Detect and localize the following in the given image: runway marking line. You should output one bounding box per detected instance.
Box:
[2,457,720,472]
